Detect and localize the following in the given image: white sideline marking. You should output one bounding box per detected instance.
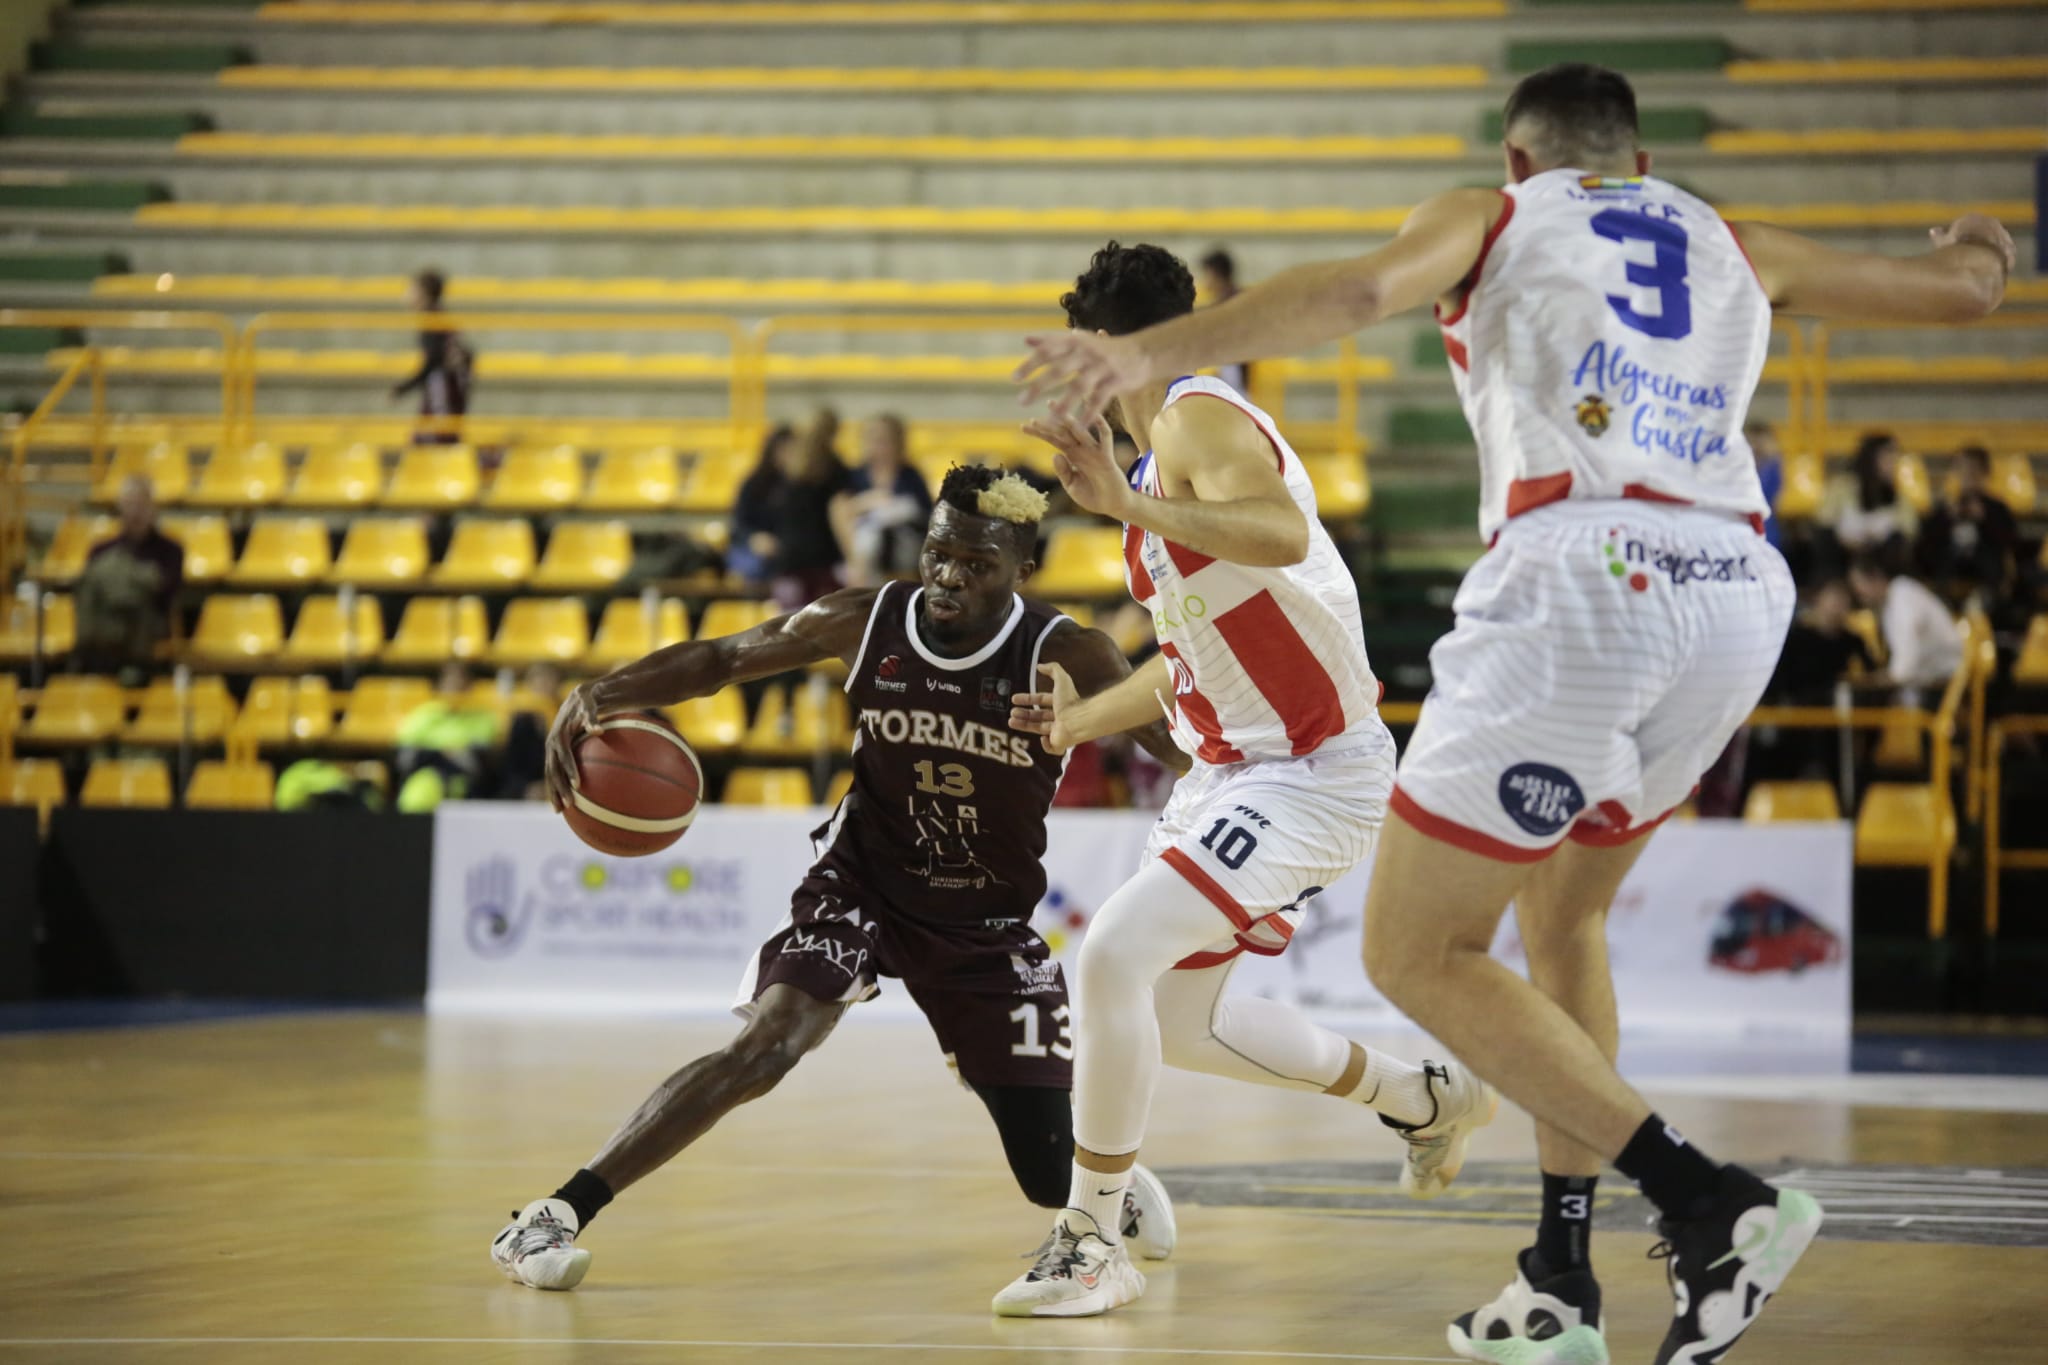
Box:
[0,1339,1458,1361]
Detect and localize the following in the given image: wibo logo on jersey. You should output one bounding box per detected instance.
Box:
[1598,527,1757,593]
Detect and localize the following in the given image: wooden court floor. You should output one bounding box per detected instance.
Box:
[3,1010,2046,1364]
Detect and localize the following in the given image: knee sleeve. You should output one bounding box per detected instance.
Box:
[971,1083,1073,1209]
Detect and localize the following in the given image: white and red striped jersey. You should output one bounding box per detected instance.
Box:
[1439,169,1774,542]
[1121,376,1382,767]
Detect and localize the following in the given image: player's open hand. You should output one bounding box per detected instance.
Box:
[1932,214,2016,273]
[1015,330,1151,423]
[1010,661,1086,756]
[1022,412,1127,520]
[543,683,600,812]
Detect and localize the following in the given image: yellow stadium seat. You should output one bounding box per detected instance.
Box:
[1992,454,2038,514]
[678,454,747,514]
[1776,453,1825,521]
[188,593,284,661]
[531,520,632,591]
[1873,718,1924,772]
[158,514,233,584]
[2014,615,2048,687]
[191,442,289,508]
[0,758,65,811]
[25,675,126,743]
[1742,780,1843,823]
[185,760,276,810]
[1893,453,1934,516]
[696,598,779,642]
[586,448,681,511]
[286,442,385,507]
[230,676,292,745]
[382,445,481,511]
[586,596,690,670]
[431,520,536,589]
[1855,783,1956,866]
[1031,525,1126,598]
[125,675,236,746]
[490,598,591,666]
[460,680,556,731]
[335,677,434,746]
[36,515,117,583]
[722,766,815,807]
[0,671,14,734]
[666,688,747,754]
[80,756,173,809]
[290,675,336,742]
[1303,453,1371,519]
[0,594,75,663]
[280,593,385,666]
[383,595,491,666]
[329,517,431,587]
[824,768,853,807]
[228,517,333,586]
[92,442,191,504]
[484,445,585,512]
[1845,609,1885,667]
[744,681,851,759]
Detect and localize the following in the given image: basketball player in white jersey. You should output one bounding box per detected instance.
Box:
[992,242,1497,1318]
[1012,65,2012,1364]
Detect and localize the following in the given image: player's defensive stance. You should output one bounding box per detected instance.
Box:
[992,244,1496,1319]
[1013,65,2011,1364]
[491,467,1188,1291]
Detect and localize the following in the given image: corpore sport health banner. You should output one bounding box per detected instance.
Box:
[429,804,1851,1054]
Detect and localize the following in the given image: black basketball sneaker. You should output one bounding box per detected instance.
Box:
[1649,1164,1824,1365]
[1448,1246,1607,1365]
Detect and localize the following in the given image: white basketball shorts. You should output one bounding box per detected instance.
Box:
[1394,500,1795,860]
[1143,730,1396,969]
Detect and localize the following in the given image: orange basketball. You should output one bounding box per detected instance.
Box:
[562,715,704,857]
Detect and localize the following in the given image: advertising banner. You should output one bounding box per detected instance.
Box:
[430,805,1851,1056]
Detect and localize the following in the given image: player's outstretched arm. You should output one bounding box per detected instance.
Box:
[1035,624,1192,775]
[1017,189,1499,421]
[543,588,874,809]
[1012,649,1176,761]
[1731,213,2012,323]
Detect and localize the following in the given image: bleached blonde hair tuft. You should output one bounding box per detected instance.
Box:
[976,473,1050,525]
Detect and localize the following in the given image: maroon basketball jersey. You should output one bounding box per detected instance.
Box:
[813,581,1072,926]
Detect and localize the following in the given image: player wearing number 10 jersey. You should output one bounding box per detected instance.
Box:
[1013,63,2012,1365]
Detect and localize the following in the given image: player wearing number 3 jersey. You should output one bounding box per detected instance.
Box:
[1014,64,2012,1365]
[994,243,1497,1319]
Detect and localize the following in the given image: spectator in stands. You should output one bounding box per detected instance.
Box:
[75,475,183,678]
[395,661,501,811]
[1819,432,1917,573]
[1748,420,1785,552]
[1918,443,2019,616]
[391,269,472,446]
[1197,247,1251,396]
[831,413,932,586]
[738,409,850,608]
[730,423,799,587]
[1768,579,1877,704]
[501,662,563,802]
[1848,554,1964,699]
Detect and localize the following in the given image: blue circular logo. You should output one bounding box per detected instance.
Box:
[1497,763,1587,837]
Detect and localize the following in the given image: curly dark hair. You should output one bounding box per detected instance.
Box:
[1060,241,1196,337]
[935,464,1046,558]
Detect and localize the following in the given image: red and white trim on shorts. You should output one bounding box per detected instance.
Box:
[1389,786,1676,863]
[1160,847,1297,971]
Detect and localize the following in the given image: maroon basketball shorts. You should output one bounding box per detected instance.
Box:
[733,865,1072,1089]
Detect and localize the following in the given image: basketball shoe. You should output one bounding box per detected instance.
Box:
[491,1197,591,1291]
[1649,1165,1823,1365]
[1449,1247,1607,1365]
[991,1209,1145,1317]
[1121,1163,1177,1262]
[1383,1060,1498,1199]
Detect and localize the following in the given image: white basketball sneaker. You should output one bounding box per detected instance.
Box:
[991,1209,1146,1318]
[1386,1060,1499,1200]
[1449,1248,1608,1365]
[490,1197,591,1291]
[1121,1164,1177,1262]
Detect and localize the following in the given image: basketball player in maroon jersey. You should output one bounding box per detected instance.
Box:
[490,466,1192,1291]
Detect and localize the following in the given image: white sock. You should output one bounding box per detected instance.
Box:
[1345,1047,1436,1127]
[1066,1163,1130,1244]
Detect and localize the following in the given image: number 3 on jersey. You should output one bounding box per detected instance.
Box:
[1591,208,1692,341]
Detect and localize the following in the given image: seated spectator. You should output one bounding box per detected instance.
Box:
[832,413,932,587]
[729,424,798,587]
[75,475,183,679]
[1748,420,1785,551]
[1848,554,1964,700]
[1917,444,2019,616]
[1767,580,1877,704]
[728,412,850,605]
[501,662,563,802]
[391,268,472,446]
[1197,247,1252,396]
[1819,432,1917,574]
[395,661,502,811]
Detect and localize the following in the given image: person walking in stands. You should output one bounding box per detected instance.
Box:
[392,269,473,445]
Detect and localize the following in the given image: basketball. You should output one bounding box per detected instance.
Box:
[561,715,704,857]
